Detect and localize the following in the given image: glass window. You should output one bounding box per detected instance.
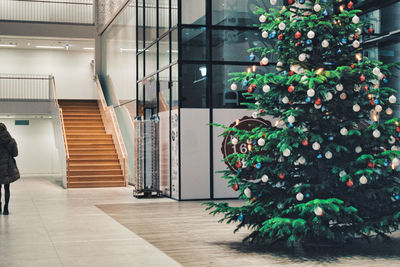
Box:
[171,63,179,109]
[138,52,144,80]
[145,44,157,76]
[138,0,144,49]
[138,81,144,116]
[159,0,169,35]
[181,63,208,108]
[144,76,157,116]
[182,28,208,61]
[159,68,170,113]
[212,0,273,27]
[145,0,157,44]
[212,64,271,108]
[212,29,275,62]
[380,2,400,34]
[159,34,170,69]
[171,0,178,26]
[171,29,178,62]
[182,0,206,25]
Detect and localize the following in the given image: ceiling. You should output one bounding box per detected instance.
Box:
[0,36,94,51]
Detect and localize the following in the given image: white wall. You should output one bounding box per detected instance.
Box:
[0,118,61,177]
[0,48,96,99]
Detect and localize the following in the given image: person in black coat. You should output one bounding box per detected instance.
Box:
[0,123,19,215]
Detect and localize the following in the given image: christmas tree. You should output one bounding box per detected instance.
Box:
[206,0,400,246]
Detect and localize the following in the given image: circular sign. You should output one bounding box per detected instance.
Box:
[221,116,272,173]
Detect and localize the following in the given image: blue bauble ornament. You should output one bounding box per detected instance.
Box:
[256,163,262,169]
[398,133,400,138]
[249,53,255,61]
[384,160,389,167]
[299,0,305,3]
[283,71,288,76]
[306,193,310,198]
[238,169,242,174]
[322,10,328,16]
[306,97,311,103]
[277,46,281,51]
[383,78,388,83]
[341,38,348,44]
[374,99,380,105]
[258,193,262,197]
[321,106,326,112]
[238,213,244,221]
[395,194,400,201]
[242,80,248,86]
[288,123,293,128]
[329,136,334,141]
[317,154,322,159]
[297,18,302,22]
[337,49,343,55]
[306,39,312,45]
[269,31,277,39]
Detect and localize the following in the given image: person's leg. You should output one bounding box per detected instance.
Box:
[3,183,9,215]
[0,184,2,214]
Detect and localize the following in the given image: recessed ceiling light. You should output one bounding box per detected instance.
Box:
[0,44,16,47]
[35,45,65,49]
[83,47,94,50]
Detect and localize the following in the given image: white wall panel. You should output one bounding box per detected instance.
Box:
[0,48,95,99]
[180,109,210,200]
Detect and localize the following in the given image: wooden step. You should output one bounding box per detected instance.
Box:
[67,180,125,188]
[62,111,101,115]
[69,169,123,176]
[68,144,115,149]
[69,163,120,169]
[66,133,110,138]
[68,154,118,160]
[68,138,113,145]
[69,159,119,165]
[68,175,125,182]
[67,136,112,141]
[65,126,105,131]
[64,121,104,126]
[63,116,102,121]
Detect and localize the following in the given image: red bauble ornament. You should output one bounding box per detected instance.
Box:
[288,0,294,4]
[302,139,309,146]
[247,84,256,93]
[295,41,302,47]
[235,161,242,168]
[370,98,375,106]
[360,75,366,82]
[368,162,375,168]
[354,34,359,40]
[278,33,284,40]
[251,197,256,203]
[396,126,400,133]
[288,85,295,93]
[347,1,354,9]
[288,70,295,76]
[315,98,322,105]
[363,85,369,92]
[368,28,375,35]
[295,32,302,39]
[279,173,285,179]
[232,184,239,191]
[350,64,355,69]
[347,180,354,187]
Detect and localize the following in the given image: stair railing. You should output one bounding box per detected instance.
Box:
[50,76,70,186]
[94,75,128,185]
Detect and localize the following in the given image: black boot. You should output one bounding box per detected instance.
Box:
[3,204,8,215]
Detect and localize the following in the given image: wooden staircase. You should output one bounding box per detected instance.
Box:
[59,100,126,188]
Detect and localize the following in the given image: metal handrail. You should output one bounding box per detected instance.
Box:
[51,76,70,177]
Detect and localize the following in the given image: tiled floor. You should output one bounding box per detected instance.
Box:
[0,177,180,267]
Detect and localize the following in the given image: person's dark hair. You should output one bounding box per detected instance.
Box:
[0,123,7,131]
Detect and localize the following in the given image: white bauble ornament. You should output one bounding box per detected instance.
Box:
[278,156,284,162]
[307,30,315,39]
[283,148,291,157]
[261,174,269,183]
[298,156,306,165]
[325,151,333,159]
[262,31,269,38]
[339,170,347,178]
[276,61,283,71]
[326,92,333,101]
[355,146,362,153]
[252,112,258,118]
[392,146,399,151]
[230,83,238,91]
[378,73,384,80]
[356,28,362,35]
[353,40,360,48]
[321,40,329,48]
[314,4,322,12]
[261,57,269,65]
[336,84,344,91]
[288,115,295,124]
[307,89,315,97]
[312,142,320,151]
[359,176,368,185]
[314,104,322,109]
[392,158,400,168]
[282,96,289,104]
[314,207,324,216]
[373,67,381,76]
[259,14,267,23]
[353,104,361,112]
[257,138,266,147]
[301,75,308,84]
[352,15,360,24]
[375,105,383,113]
[386,108,393,115]
[263,84,271,93]
[373,129,381,138]
[340,127,348,136]
[389,95,397,104]
[389,136,396,144]
[299,53,307,62]
[296,193,304,201]
[278,22,286,31]
[244,188,251,198]
[231,138,238,145]
[270,0,277,5]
